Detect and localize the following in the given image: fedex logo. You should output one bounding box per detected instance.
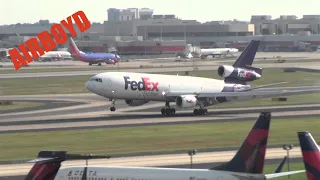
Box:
[124,76,159,91]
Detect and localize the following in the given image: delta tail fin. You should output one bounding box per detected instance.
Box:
[25,151,111,180]
[298,131,320,180]
[210,112,271,174]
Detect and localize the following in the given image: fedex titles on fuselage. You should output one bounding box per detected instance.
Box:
[124,76,159,91]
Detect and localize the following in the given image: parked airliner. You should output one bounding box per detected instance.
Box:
[85,40,320,116]
[200,48,239,59]
[297,131,320,180]
[24,112,305,180]
[69,37,121,66]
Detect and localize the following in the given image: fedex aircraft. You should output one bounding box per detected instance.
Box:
[24,112,305,180]
[297,131,320,180]
[85,40,320,116]
[200,48,239,59]
[68,37,121,66]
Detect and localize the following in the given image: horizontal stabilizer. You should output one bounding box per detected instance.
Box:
[27,151,111,164]
[244,65,262,75]
[274,156,287,173]
[265,170,305,179]
[241,82,288,92]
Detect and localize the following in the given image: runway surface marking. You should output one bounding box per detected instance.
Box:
[2,62,320,79]
[0,110,319,132]
[0,102,110,117]
[0,147,303,176]
[1,103,319,123]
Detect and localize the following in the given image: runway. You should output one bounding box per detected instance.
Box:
[1,61,320,79]
[1,84,320,133]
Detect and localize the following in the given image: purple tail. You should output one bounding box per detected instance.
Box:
[233,40,260,68]
[211,112,271,174]
[298,131,320,180]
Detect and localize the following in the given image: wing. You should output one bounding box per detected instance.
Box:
[165,89,320,99]
[265,170,305,179]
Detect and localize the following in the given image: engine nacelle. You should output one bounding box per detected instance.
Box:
[175,95,197,108]
[217,65,261,82]
[125,100,150,106]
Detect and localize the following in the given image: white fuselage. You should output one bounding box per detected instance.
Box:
[200,48,239,56]
[85,72,226,102]
[55,166,266,180]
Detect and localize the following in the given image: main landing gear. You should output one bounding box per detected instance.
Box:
[193,108,208,115]
[110,98,116,112]
[161,102,176,116]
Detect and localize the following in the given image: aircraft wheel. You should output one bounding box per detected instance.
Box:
[89,63,92,66]
[171,108,176,114]
[98,63,102,66]
[110,107,116,111]
[193,109,199,115]
[161,108,166,115]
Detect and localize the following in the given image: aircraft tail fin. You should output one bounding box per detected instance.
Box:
[25,151,111,180]
[232,40,260,68]
[68,37,81,55]
[210,112,271,174]
[298,131,320,180]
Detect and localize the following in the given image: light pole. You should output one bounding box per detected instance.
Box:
[188,149,197,169]
[282,144,294,179]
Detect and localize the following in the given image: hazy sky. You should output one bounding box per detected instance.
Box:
[1,0,320,24]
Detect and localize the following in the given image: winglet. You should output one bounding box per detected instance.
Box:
[211,112,271,174]
[274,156,287,173]
[298,131,320,180]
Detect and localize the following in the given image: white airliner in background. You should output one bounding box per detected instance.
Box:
[200,48,239,59]
[25,112,305,180]
[85,40,320,116]
[6,50,72,61]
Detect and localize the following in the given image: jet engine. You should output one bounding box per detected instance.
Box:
[217,65,261,82]
[175,95,197,108]
[125,100,150,106]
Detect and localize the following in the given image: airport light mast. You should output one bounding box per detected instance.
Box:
[282,144,294,179]
[188,149,197,169]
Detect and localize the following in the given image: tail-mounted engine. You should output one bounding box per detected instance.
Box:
[125,100,150,106]
[217,65,262,82]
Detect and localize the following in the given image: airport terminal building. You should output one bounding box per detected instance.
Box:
[1,10,320,54]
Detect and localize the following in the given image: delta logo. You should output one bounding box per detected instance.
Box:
[9,10,91,70]
[124,76,159,91]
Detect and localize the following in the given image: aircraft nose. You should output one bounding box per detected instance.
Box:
[256,73,261,78]
[85,80,93,92]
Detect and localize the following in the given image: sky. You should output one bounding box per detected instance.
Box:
[0,0,320,25]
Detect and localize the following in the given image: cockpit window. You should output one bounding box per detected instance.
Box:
[90,78,102,83]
